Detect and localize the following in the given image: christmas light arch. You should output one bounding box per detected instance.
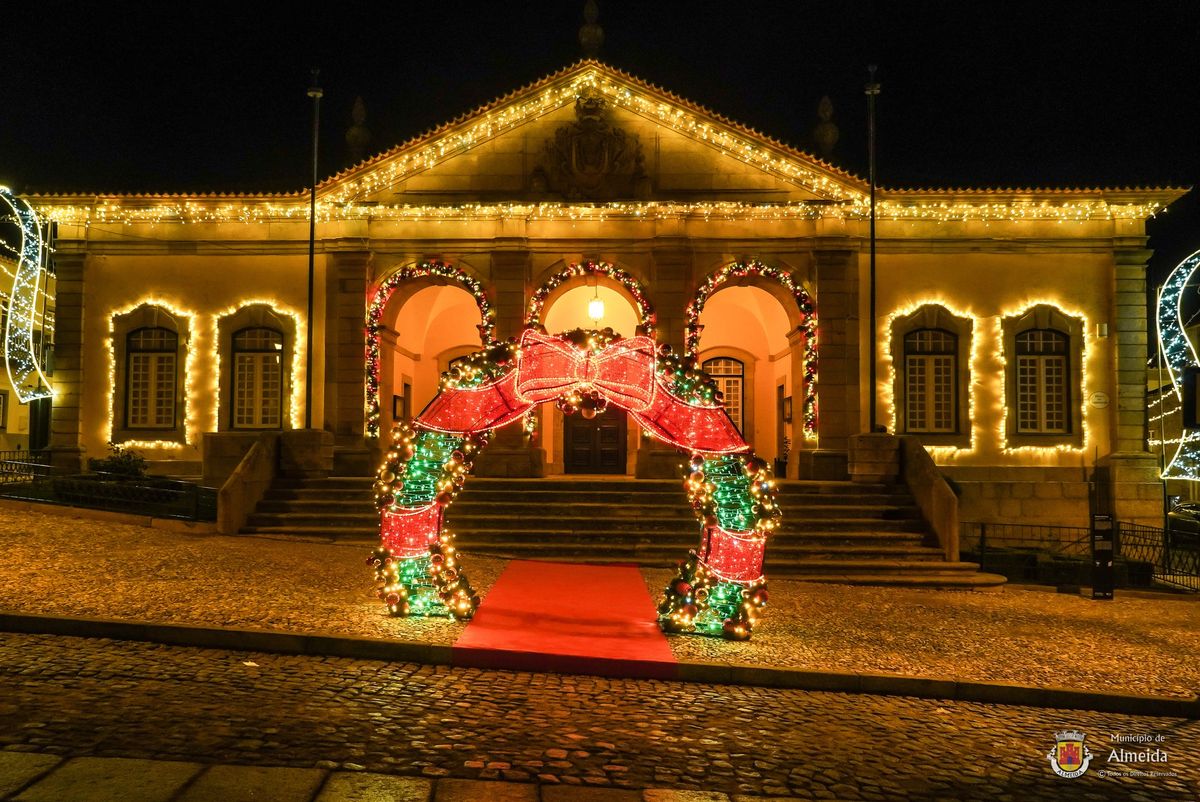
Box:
[1156,248,1200,479]
[526,261,656,336]
[365,261,496,438]
[369,326,777,640]
[685,260,818,440]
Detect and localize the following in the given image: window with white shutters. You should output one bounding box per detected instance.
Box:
[126,327,178,429]
[232,328,283,429]
[1015,329,1070,434]
[703,357,745,434]
[904,329,956,433]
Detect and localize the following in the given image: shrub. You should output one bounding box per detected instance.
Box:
[87,443,148,478]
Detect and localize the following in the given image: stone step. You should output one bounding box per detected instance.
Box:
[252,498,922,520]
[275,476,906,495]
[244,511,929,535]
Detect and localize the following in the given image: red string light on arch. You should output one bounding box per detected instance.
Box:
[684,260,818,440]
[365,261,496,438]
[526,261,657,337]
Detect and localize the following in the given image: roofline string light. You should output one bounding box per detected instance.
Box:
[1156,249,1200,479]
[0,187,54,402]
[32,198,1171,228]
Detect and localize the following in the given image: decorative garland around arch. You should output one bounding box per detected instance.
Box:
[365,261,496,438]
[685,260,818,440]
[526,260,657,337]
[368,326,778,640]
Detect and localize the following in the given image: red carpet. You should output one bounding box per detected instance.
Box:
[453,560,678,678]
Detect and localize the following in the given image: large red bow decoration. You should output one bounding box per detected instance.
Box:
[416,329,747,454]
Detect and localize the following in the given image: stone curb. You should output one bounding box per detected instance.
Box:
[2,610,1197,720]
[0,496,219,535]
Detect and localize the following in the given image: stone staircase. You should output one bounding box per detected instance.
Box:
[243,476,1005,588]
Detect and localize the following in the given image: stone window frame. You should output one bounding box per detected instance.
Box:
[1002,305,1084,449]
[890,305,972,449]
[111,304,188,445]
[217,304,297,433]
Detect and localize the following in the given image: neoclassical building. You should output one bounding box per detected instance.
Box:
[32,61,1184,526]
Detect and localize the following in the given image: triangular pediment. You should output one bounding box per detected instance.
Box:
[320,61,867,206]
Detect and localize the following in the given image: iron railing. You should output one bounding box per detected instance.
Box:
[962,521,1091,558]
[1119,521,1200,592]
[0,450,52,484]
[962,520,1199,592]
[0,469,216,522]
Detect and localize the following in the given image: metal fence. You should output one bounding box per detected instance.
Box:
[961,520,1199,592]
[0,455,216,522]
[1118,521,1200,592]
[0,450,52,484]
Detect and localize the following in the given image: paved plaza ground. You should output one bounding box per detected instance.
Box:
[0,504,1198,799]
[0,505,1197,698]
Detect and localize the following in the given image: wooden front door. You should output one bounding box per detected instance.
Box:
[563,408,627,474]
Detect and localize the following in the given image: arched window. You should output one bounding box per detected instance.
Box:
[703,357,745,433]
[126,327,179,429]
[904,329,957,433]
[1015,329,1070,434]
[232,327,283,429]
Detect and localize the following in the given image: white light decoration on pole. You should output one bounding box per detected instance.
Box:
[0,186,53,402]
[1156,248,1200,479]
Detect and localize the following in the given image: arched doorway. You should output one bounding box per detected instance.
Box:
[367,264,492,440]
[529,262,652,475]
[688,262,816,478]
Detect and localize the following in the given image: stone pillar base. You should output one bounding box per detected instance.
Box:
[848,433,901,484]
[279,429,335,479]
[1100,451,1164,527]
[333,445,379,477]
[635,439,682,479]
[48,446,85,475]
[794,449,849,481]
[473,425,544,477]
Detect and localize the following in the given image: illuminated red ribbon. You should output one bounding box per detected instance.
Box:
[380,503,443,558]
[417,330,747,454]
[700,525,766,583]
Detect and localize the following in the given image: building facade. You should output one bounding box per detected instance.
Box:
[32,62,1184,526]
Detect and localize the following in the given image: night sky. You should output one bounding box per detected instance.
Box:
[3,1,1198,275]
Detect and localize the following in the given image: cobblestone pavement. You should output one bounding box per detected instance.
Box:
[2,506,1199,699]
[0,634,1196,801]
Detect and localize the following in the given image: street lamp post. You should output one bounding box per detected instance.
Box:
[305,69,323,431]
[865,65,881,432]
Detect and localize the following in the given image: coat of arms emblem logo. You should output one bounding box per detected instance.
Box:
[1047,730,1093,778]
[532,87,649,200]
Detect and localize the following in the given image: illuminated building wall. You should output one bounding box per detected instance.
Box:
[28,62,1182,525]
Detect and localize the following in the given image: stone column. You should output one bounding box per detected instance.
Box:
[48,252,86,473]
[1113,243,1153,452]
[324,249,375,474]
[1104,241,1162,526]
[635,246,692,478]
[474,248,544,476]
[812,247,862,453]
